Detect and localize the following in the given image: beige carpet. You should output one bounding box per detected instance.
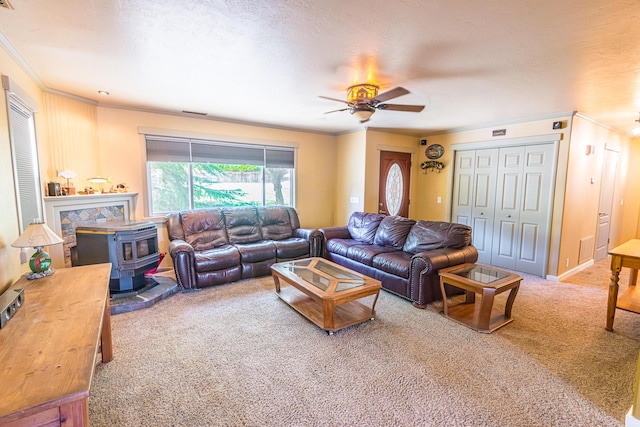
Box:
[90,258,640,426]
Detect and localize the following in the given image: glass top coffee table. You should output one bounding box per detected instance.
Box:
[270,258,381,334]
[438,263,522,333]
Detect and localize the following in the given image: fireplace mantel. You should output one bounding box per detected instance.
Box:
[44,192,139,268]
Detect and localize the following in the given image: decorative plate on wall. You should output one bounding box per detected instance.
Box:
[425,144,444,159]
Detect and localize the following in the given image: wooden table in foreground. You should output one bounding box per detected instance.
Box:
[439,263,522,333]
[606,239,640,332]
[270,257,381,334]
[0,263,113,427]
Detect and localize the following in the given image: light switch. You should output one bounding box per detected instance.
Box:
[437,196,442,204]
[350,197,359,204]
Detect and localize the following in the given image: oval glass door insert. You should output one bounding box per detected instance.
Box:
[385,163,402,216]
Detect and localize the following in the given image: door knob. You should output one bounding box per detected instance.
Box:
[507,214,512,218]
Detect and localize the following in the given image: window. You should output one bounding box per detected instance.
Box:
[3,75,42,231]
[145,135,295,215]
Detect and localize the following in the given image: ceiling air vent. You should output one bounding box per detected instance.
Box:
[181,110,208,116]
[0,0,13,9]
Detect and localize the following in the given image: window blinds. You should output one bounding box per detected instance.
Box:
[7,94,42,231]
[145,135,295,168]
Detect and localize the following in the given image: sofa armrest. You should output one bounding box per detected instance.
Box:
[294,228,323,257]
[318,226,351,258]
[318,226,351,240]
[410,246,479,275]
[409,245,478,306]
[168,240,196,290]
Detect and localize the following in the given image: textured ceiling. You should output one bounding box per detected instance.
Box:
[1,0,639,136]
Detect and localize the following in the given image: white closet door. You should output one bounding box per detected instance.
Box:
[452,141,556,277]
[451,149,498,264]
[470,149,498,263]
[492,146,524,270]
[451,150,476,226]
[516,144,556,274]
[491,144,555,275]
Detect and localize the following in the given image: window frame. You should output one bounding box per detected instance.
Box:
[3,75,43,232]
[144,134,296,216]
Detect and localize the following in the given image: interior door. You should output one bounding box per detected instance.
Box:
[492,146,524,270]
[515,144,556,274]
[451,149,498,264]
[378,151,411,217]
[594,149,618,261]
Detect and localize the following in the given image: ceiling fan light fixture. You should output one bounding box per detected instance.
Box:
[347,84,378,103]
[350,104,375,122]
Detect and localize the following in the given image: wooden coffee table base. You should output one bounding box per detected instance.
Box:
[439,264,522,334]
[271,258,381,334]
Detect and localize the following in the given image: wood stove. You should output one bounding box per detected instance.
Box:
[73,220,160,293]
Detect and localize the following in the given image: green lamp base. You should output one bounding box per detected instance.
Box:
[27,249,54,280]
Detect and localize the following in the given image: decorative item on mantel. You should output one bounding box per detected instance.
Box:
[84,176,112,194]
[57,169,77,195]
[420,160,444,173]
[11,220,64,279]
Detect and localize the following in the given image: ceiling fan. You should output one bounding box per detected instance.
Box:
[320,84,425,123]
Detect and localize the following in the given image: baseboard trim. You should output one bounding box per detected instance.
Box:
[548,260,596,282]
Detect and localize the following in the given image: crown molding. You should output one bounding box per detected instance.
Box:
[0,29,44,88]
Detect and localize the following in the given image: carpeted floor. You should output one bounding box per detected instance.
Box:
[89,258,640,426]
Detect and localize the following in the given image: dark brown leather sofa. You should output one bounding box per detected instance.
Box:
[166,206,321,290]
[319,212,478,307]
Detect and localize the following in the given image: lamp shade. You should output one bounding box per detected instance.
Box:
[12,221,63,249]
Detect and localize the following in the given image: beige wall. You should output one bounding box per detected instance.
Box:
[334,131,366,225]
[42,93,100,188]
[0,47,48,292]
[558,115,640,275]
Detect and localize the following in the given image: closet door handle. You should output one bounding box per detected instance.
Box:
[507,214,512,218]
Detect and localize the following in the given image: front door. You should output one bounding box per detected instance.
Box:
[378,151,411,217]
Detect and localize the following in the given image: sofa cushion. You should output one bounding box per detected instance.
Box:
[372,251,413,279]
[181,209,228,250]
[272,237,309,260]
[194,245,240,272]
[347,212,386,244]
[373,215,416,249]
[224,207,263,244]
[346,245,397,266]
[258,206,294,240]
[403,221,472,254]
[326,238,359,257]
[235,241,277,263]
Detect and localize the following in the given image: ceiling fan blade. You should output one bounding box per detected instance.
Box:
[324,108,350,114]
[319,95,348,104]
[372,87,410,103]
[378,103,425,112]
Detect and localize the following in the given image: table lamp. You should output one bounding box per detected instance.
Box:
[11,220,63,279]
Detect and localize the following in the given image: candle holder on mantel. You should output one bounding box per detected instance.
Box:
[420,160,444,173]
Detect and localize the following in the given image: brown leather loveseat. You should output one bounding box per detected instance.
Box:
[319,212,478,307]
[166,206,321,290]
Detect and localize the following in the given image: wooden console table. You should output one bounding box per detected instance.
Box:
[0,263,113,426]
[606,239,640,331]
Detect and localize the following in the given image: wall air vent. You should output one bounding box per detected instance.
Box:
[0,0,14,9]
